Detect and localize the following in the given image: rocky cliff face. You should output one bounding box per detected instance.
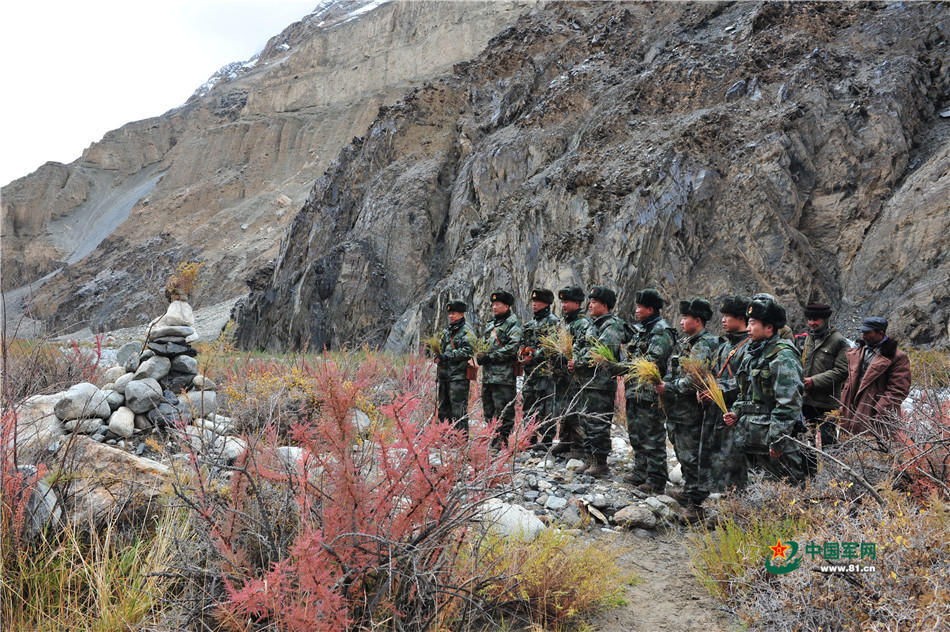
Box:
[1,0,536,333]
[233,1,950,352]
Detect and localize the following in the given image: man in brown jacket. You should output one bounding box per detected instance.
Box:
[800,303,850,473]
[839,317,911,437]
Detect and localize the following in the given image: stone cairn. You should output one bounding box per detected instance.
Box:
[51,300,244,461]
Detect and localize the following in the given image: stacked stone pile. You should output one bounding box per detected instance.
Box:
[48,301,244,462]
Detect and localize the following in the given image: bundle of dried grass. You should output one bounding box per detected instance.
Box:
[625,358,663,386]
[588,339,617,364]
[539,326,573,360]
[422,333,442,355]
[681,358,727,413]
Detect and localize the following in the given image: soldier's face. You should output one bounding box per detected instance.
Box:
[531,299,548,312]
[588,298,608,317]
[748,318,773,340]
[679,314,703,336]
[635,304,655,322]
[561,299,580,313]
[447,311,463,323]
[807,318,825,332]
[721,314,747,333]
[491,300,508,316]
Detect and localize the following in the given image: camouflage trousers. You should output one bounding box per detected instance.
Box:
[667,421,709,506]
[437,379,470,433]
[626,398,668,489]
[703,412,748,492]
[746,449,805,486]
[523,385,556,444]
[481,383,517,442]
[579,386,616,457]
[554,380,585,451]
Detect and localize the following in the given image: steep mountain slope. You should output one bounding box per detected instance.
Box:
[1,0,536,333]
[233,1,950,351]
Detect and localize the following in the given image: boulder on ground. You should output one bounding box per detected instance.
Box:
[54,382,111,421]
[478,498,546,540]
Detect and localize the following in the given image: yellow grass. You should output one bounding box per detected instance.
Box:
[539,325,573,360]
[588,338,617,364]
[422,333,442,355]
[625,358,663,386]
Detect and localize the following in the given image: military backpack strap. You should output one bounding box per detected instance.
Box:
[716,337,750,379]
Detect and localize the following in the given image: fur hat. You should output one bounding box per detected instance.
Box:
[679,298,713,323]
[490,290,514,306]
[558,285,585,303]
[747,297,788,329]
[530,288,555,305]
[588,285,617,310]
[720,295,751,319]
[635,288,665,310]
[804,303,833,319]
[446,300,467,313]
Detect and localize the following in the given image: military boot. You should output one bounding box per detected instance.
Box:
[585,455,610,478]
[681,503,705,524]
[551,441,573,456]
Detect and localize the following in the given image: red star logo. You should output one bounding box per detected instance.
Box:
[770,539,791,560]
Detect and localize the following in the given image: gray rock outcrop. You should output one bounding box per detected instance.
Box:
[233,2,950,351]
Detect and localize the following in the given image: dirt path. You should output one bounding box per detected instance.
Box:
[589,528,739,632]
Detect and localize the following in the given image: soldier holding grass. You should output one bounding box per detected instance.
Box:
[477,290,523,447]
[619,288,676,493]
[569,285,626,477]
[551,286,591,459]
[656,298,721,521]
[702,295,752,492]
[520,288,561,450]
[434,300,477,432]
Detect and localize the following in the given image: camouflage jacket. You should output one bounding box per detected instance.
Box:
[732,334,804,454]
[437,318,477,382]
[553,309,592,387]
[480,311,523,385]
[624,314,676,402]
[800,326,850,410]
[714,330,752,407]
[521,307,561,389]
[663,329,722,425]
[574,312,627,392]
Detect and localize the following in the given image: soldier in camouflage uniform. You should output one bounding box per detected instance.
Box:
[435,300,477,433]
[702,295,752,492]
[620,289,676,493]
[569,285,626,477]
[656,298,721,520]
[724,297,806,485]
[520,288,561,449]
[551,286,590,459]
[477,290,523,447]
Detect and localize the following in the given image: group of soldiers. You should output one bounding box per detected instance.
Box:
[431,285,910,521]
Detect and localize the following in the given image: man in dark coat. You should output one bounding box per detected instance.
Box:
[799,302,850,473]
[838,317,911,438]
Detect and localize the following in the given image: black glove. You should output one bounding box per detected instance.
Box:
[476,352,489,364]
[438,353,450,362]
